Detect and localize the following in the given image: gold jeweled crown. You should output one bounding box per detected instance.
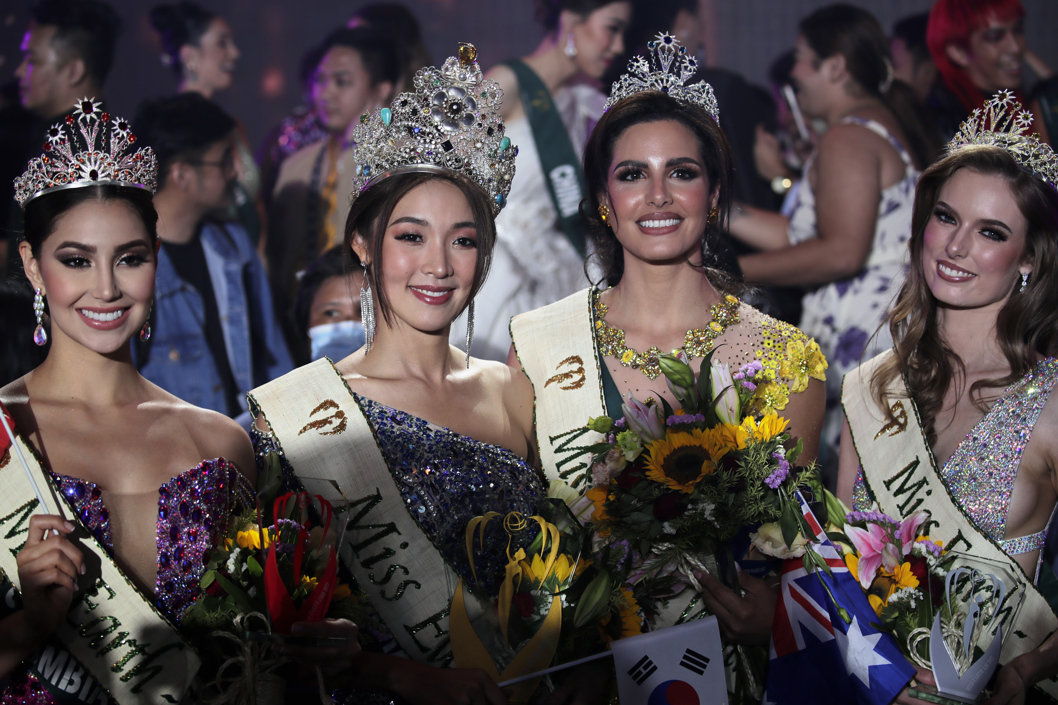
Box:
[604,33,719,120]
[351,43,517,215]
[948,90,1057,191]
[14,98,158,208]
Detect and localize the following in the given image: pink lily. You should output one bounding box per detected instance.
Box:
[621,392,665,443]
[845,523,901,589]
[898,511,929,556]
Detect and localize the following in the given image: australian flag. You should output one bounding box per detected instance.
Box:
[764,493,914,705]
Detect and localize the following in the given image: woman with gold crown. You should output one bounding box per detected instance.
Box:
[0,100,256,703]
[508,33,827,684]
[248,45,606,705]
[837,92,1058,704]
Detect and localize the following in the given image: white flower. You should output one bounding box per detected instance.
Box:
[226,547,242,575]
[710,362,740,425]
[750,522,810,559]
[661,522,677,535]
[248,586,257,599]
[592,448,628,485]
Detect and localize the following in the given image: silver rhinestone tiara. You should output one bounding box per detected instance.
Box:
[604,33,719,120]
[351,43,517,215]
[14,97,158,208]
[947,90,1057,191]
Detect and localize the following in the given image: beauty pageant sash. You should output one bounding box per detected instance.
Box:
[0,439,199,705]
[248,359,456,667]
[510,288,604,492]
[504,60,589,257]
[843,351,1058,700]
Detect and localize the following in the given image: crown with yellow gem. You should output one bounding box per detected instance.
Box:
[604,33,718,120]
[14,98,157,208]
[947,90,1057,191]
[351,43,517,215]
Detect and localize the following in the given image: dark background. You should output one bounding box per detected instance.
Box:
[2,0,1056,151]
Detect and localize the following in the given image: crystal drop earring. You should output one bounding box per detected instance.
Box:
[1020,271,1029,293]
[139,301,153,342]
[360,261,375,351]
[464,299,475,368]
[32,288,47,346]
[564,33,578,59]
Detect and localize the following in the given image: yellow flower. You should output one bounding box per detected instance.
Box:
[778,339,829,393]
[586,486,612,536]
[715,423,748,454]
[868,594,885,617]
[333,583,353,601]
[300,574,318,591]
[644,430,716,493]
[845,553,861,584]
[224,538,233,551]
[888,562,920,591]
[750,380,791,414]
[740,414,790,442]
[520,553,576,586]
[236,526,272,550]
[599,588,643,643]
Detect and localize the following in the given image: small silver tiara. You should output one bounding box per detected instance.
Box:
[14,98,157,208]
[948,90,1057,191]
[351,43,517,215]
[604,33,719,120]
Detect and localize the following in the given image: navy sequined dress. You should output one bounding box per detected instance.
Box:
[0,459,254,705]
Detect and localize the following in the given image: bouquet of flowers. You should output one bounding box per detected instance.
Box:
[824,497,949,666]
[574,350,820,624]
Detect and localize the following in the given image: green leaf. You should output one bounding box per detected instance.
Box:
[201,570,216,589]
[214,573,258,613]
[247,555,264,577]
[780,503,800,548]
[660,396,675,421]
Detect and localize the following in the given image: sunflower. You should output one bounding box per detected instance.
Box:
[598,588,643,643]
[715,423,748,455]
[586,485,612,536]
[740,413,790,442]
[644,430,716,493]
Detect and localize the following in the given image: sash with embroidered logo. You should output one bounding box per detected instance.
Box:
[248,359,456,666]
[843,351,1058,700]
[510,288,604,492]
[0,439,199,705]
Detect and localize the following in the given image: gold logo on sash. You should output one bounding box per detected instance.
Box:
[875,400,908,439]
[530,89,551,112]
[298,399,348,437]
[545,356,585,391]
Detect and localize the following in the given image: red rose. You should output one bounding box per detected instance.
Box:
[617,467,644,490]
[512,591,535,618]
[908,555,929,587]
[653,493,686,521]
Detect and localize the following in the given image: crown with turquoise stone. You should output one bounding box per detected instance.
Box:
[604,33,719,120]
[350,43,517,214]
[948,90,1057,191]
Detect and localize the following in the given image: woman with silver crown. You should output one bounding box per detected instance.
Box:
[248,45,606,705]
[0,100,258,703]
[838,92,1058,704]
[509,33,826,691]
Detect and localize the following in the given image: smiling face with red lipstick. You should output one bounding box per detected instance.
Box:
[22,197,156,356]
[921,167,1031,312]
[601,119,718,269]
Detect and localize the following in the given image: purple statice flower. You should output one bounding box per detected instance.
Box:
[614,418,626,429]
[764,451,790,489]
[741,380,757,391]
[915,538,942,557]
[737,360,764,381]
[844,510,898,526]
[667,413,706,426]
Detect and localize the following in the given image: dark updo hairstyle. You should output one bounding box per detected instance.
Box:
[534,0,619,30]
[343,172,496,327]
[800,4,938,168]
[149,2,218,75]
[22,185,158,260]
[871,146,1058,442]
[581,90,736,289]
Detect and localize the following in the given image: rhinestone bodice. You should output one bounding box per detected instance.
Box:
[51,458,254,621]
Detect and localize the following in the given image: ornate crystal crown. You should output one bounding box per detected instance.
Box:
[604,33,719,120]
[351,43,517,215]
[948,90,1057,191]
[14,98,157,208]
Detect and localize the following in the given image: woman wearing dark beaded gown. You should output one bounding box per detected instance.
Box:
[0,101,255,704]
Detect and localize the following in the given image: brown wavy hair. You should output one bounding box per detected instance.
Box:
[580,90,738,291]
[871,145,1058,442]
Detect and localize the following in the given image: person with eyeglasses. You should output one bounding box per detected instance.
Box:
[130,92,293,417]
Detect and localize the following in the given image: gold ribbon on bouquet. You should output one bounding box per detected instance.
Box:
[451,512,569,703]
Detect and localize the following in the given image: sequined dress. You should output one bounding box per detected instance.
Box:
[251,390,545,669]
[853,358,1058,581]
[0,459,254,705]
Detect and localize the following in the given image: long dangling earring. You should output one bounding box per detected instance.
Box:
[1020,271,1029,293]
[360,261,375,352]
[139,301,153,342]
[564,33,578,58]
[464,299,475,369]
[32,288,47,346]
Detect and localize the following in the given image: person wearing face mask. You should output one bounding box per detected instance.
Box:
[926,0,1056,145]
[837,92,1058,704]
[291,246,365,365]
[269,27,398,354]
[150,2,265,245]
[447,0,631,362]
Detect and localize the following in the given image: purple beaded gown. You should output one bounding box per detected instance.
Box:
[0,459,254,705]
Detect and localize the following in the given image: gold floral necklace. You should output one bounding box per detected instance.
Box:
[593,289,741,379]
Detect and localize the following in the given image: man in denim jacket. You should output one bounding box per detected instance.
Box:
[132,93,292,416]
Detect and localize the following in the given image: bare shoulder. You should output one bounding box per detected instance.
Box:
[145,391,255,482]
[816,123,878,161]
[470,357,534,433]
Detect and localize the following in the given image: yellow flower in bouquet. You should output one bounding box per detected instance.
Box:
[740,413,790,442]
[645,429,717,493]
[598,588,643,643]
[236,525,272,550]
[520,552,576,587]
[716,423,748,453]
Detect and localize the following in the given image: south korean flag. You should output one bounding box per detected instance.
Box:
[611,616,727,705]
